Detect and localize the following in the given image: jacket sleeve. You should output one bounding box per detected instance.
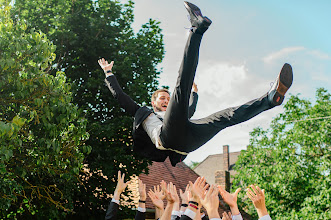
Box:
[105,75,140,117]
[134,210,146,220]
[188,91,198,118]
[105,201,119,220]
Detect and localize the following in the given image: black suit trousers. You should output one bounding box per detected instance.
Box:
[160,31,273,153]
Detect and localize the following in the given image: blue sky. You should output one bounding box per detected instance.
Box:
[128,0,331,164]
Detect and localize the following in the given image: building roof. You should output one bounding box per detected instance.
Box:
[193,151,241,184]
[137,157,200,209]
[128,156,250,220]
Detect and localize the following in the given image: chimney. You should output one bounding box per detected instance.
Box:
[223,145,229,171]
[215,145,230,192]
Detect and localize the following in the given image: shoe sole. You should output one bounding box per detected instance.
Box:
[184,1,212,28]
[273,63,293,105]
[184,1,201,18]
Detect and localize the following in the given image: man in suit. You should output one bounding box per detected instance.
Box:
[99,1,293,166]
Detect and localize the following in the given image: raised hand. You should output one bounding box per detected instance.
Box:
[113,170,131,200]
[98,58,114,75]
[192,82,198,93]
[218,186,241,215]
[199,185,220,219]
[179,184,190,204]
[138,179,146,201]
[153,185,166,200]
[189,177,209,202]
[160,181,176,220]
[148,189,164,210]
[246,184,269,218]
[161,180,175,204]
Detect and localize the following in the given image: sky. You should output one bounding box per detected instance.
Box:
[128,0,331,164]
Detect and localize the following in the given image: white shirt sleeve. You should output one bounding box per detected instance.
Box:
[183,209,197,220]
[232,213,243,220]
[111,198,119,205]
[259,215,272,220]
[172,210,181,217]
[137,207,146,212]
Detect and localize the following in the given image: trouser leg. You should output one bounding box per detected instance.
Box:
[172,93,273,152]
[159,32,203,148]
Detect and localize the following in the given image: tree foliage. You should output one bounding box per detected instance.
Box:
[233,88,331,219]
[0,2,89,218]
[11,0,165,218]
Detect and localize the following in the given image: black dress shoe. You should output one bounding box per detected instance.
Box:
[268,63,293,106]
[184,1,212,34]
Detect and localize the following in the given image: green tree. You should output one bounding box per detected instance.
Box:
[11,0,164,218]
[188,161,200,169]
[233,88,331,219]
[0,2,89,219]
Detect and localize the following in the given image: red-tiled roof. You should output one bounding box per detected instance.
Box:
[138,158,200,209]
[130,157,251,220]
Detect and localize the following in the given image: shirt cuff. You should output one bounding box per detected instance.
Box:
[259,215,272,220]
[137,207,146,212]
[232,213,243,220]
[111,198,119,205]
[183,209,196,220]
[172,210,181,216]
[209,218,221,220]
[106,73,114,78]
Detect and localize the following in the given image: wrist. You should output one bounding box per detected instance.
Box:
[173,202,180,211]
[188,203,199,211]
[229,204,240,215]
[206,210,220,219]
[189,197,199,203]
[257,207,269,218]
[104,69,113,77]
[156,205,164,210]
[113,192,120,201]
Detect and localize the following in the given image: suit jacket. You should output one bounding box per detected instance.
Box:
[105,201,119,220]
[105,75,198,166]
[105,201,146,220]
[179,215,194,220]
[135,209,145,220]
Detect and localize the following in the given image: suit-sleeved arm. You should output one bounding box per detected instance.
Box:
[105,201,119,220]
[188,92,198,118]
[134,210,146,220]
[105,75,140,116]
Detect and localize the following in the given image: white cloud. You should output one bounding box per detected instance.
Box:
[196,62,247,97]
[307,50,331,60]
[263,47,305,63]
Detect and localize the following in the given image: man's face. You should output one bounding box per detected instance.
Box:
[152,92,170,112]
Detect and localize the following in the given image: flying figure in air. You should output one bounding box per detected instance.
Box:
[98,1,293,166]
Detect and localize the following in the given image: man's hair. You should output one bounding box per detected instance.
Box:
[151,89,170,102]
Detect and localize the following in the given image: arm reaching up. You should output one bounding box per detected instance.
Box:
[105,171,131,220]
[246,185,271,220]
[218,186,242,218]
[135,179,147,220]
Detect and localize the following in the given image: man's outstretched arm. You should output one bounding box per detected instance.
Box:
[98,58,140,116]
